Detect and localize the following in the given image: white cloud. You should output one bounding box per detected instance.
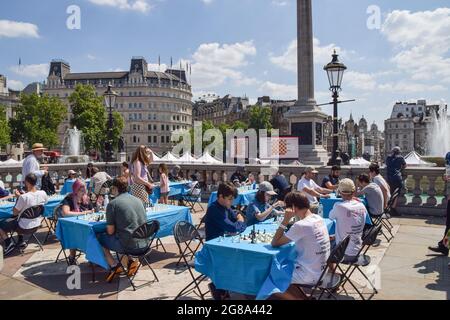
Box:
[272,0,289,6]
[259,81,296,100]
[378,81,446,93]
[345,71,377,91]
[270,38,348,72]
[201,0,213,4]
[10,63,49,79]
[381,8,450,84]
[87,54,97,60]
[7,80,24,91]
[189,41,258,89]
[0,20,39,38]
[88,0,152,13]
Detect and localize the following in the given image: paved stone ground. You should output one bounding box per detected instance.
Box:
[0,205,449,300]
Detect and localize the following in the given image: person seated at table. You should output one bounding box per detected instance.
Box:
[271,192,331,300]
[321,165,341,191]
[230,166,246,184]
[121,162,130,180]
[244,173,256,188]
[60,170,77,195]
[270,170,292,201]
[297,167,331,213]
[169,165,182,182]
[329,179,368,263]
[205,182,247,300]
[98,176,150,282]
[0,173,48,256]
[245,182,284,226]
[356,173,384,217]
[61,179,95,265]
[159,163,170,205]
[0,183,10,199]
[369,163,391,209]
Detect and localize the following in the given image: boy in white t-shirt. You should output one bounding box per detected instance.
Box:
[271,191,331,300]
[329,178,368,262]
[0,173,48,256]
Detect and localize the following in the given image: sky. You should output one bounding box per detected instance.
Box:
[1,0,450,130]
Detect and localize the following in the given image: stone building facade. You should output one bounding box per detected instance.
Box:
[193,95,250,126]
[42,57,193,158]
[384,100,444,156]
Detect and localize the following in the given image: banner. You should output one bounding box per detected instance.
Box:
[260,137,299,160]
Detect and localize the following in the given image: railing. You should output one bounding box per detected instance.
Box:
[0,163,447,216]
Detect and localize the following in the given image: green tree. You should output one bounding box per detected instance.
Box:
[249,105,273,131]
[9,93,66,148]
[0,105,10,149]
[69,84,124,154]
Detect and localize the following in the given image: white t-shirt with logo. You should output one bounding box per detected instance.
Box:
[329,199,367,257]
[297,177,320,205]
[285,214,331,285]
[373,175,391,201]
[15,191,48,229]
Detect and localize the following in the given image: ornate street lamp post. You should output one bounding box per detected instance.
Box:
[103,84,118,163]
[324,50,347,166]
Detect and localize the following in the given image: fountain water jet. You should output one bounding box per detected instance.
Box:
[59,127,90,163]
[427,103,450,157]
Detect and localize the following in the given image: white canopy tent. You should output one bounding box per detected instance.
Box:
[350,157,371,167]
[0,159,20,166]
[404,151,436,167]
[196,152,223,164]
[152,153,162,162]
[160,152,180,163]
[178,152,197,163]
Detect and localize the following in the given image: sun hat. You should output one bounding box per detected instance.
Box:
[338,178,356,194]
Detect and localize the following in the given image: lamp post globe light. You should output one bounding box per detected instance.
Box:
[324,50,347,166]
[103,84,118,163]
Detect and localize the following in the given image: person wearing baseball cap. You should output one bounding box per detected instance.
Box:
[297,166,332,212]
[329,178,368,263]
[21,143,48,189]
[246,181,285,226]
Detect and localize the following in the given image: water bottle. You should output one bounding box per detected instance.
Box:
[318,203,324,217]
[104,194,109,209]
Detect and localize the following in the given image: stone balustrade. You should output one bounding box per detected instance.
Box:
[0,162,447,217]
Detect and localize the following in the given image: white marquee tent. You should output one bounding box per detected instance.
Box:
[404,151,436,167]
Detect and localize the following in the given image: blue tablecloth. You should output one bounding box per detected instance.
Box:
[0,195,65,219]
[149,181,191,204]
[55,204,192,270]
[208,187,258,207]
[320,194,372,225]
[60,179,76,195]
[195,218,335,300]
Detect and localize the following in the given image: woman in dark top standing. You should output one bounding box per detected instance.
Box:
[61,179,95,265]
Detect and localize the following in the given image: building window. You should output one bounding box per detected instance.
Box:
[166,125,169,131]
[148,136,151,143]
[153,125,157,131]
[161,124,165,131]
[133,136,137,143]
[148,124,152,130]
[153,136,157,143]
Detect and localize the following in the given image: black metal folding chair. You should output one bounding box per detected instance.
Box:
[292,236,350,300]
[9,205,45,254]
[173,221,209,300]
[369,188,399,242]
[114,220,160,291]
[338,224,382,300]
[182,181,204,213]
[43,203,62,244]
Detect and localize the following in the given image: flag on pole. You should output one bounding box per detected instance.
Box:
[170,57,173,69]
[158,55,161,72]
[19,58,22,66]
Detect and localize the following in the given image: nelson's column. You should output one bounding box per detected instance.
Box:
[285,0,329,165]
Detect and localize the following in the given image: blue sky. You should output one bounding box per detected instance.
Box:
[1,0,450,129]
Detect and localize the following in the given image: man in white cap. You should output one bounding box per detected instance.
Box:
[329,178,368,263]
[297,166,331,212]
[21,143,48,189]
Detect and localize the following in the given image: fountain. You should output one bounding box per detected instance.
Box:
[59,127,90,163]
[427,103,450,158]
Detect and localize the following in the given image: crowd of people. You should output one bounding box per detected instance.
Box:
[0,142,449,298]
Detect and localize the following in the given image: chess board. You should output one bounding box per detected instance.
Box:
[239,232,275,244]
[79,212,106,222]
[146,204,170,213]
